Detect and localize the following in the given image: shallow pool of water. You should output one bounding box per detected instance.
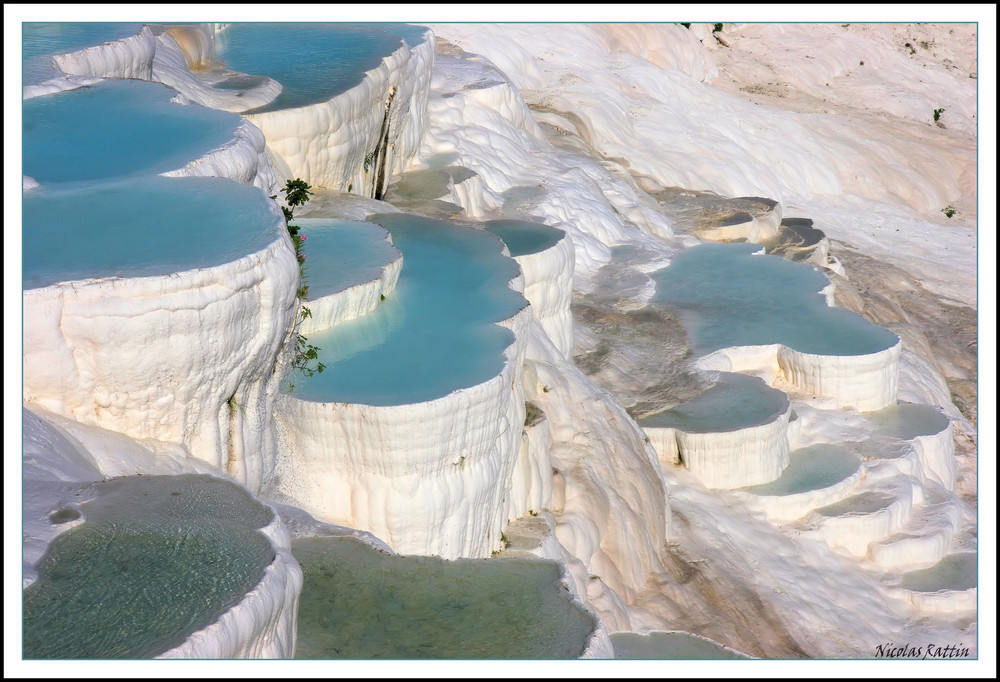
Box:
[638,372,787,433]
[899,553,977,592]
[216,23,428,113]
[23,79,244,184]
[23,475,274,659]
[292,536,595,659]
[22,22,144,85]
[485,219,564,257]
[865,403,950,440]
[651,243,898,356]
[23,175,281,289]
[611,631,749,659]
[816,491,896,517]
[743,444,860,496]
[295,213,525,405]
[296,219,398,299]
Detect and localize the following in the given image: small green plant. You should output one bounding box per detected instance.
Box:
[679,23,691,29]
[500,532,510,549]
[941,205,956,219]
[272,179,325,382]
[933,107,945,122]
[713,23,723,33]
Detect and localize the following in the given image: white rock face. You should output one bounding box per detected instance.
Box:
[52,25,157,81]
[507,230,575,358]
[645,406,792,489]
[22,222,300,492]
[524,320,669,607]
[22,75,104,100]
[244,31,435,193]
[273,299,531,559]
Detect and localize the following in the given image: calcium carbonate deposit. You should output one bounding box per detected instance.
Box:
[17,15,984,671]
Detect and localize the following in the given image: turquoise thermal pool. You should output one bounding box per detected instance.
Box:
[651,243,898,356]
[742,444,860,496]
[295,213,525,405]
[638,372,788,433]
[22,22,144,85]
[23,475,275,659]
[292,536,595,659]
[899,553,977,593]
[215,23,429,113]
[865,403,951,440]
[23,176,281,290]
[295,219,398,298]
[23,79,244,184]
[485,219,565,257]
[610,631,749,660]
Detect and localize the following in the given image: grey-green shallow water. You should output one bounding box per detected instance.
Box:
[743,444,860,496]
[899,553,977,592]
[866,403,951,440]
[485,219,564,257]
[292,536,595,659]
[638,372,787,433]
[23,475,275,659]
[611,631,750,660]
[651,242,898,356]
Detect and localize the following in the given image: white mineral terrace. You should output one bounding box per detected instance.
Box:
[17,17,981,665]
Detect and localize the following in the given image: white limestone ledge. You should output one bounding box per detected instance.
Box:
[151,26,284,115]
[22,215,299,492]
[733,460,864,525]
[644,403,792,489]
[52,25,157,81]
[298,234,403,335]
[697,201,782,243]
[506,228,576,358]
[162,118,279,192]
[244,28,435,193]
[159,509,303,659]
[698,337,901,412]
[885,584,978,615]
[273,293,532,560]
[801,474,915,558]
[866,484,961,572]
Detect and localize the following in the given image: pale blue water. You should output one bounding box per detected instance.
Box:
[296,219,398,298]
[652,243,899,356]
[485,219,565,257]
[23,79,243,183]
[22,22,144,85]
[293,536,595,659]
[866,403,950,439]
[638,372,787,433]
[216,23,429,114]
[23,176,280,289]
[23,475,274,659]
[899,553,977,592]
[611,631,749,660]
[743,444,860,496]
[295,214,526,405]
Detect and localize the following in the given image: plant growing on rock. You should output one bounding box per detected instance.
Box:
[272,179,325,381]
